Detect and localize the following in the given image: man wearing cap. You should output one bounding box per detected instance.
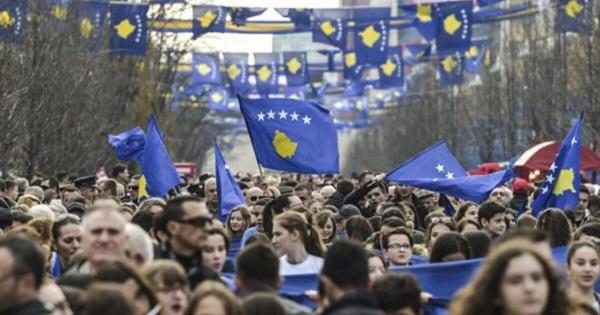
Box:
[510,179,529,212]
[335,204,361,239]
[74,176,98,206]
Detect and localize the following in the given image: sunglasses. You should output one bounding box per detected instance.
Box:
[250,196,261,202]
[175,216,212,228]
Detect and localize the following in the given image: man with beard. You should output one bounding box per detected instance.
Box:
[156,196,218,288]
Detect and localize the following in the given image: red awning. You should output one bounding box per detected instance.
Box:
[514,141,600,173]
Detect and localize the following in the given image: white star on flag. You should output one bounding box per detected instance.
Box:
[303,115,312,125]
[549,163,557,172]
[291,112,299,121]
[257,112,265,121]
[278,110,288,119]
[267,110,275,119]
[436,164,445,172]
[546,173,555,183]
[571,137,578,146]
[445,172,454,179]
[541,186,549,194]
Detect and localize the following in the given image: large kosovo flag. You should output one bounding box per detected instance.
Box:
[239,97,340,174]
[555,0,593,34]
[354,8,390,65]
[109,3,148,56]
[531,114,583,216]
[72,1,108,52]
[192,6,227,39]
[435,1,472,54]
[215,141,246,221]
[0,0,27,44]
[192,53,221,85]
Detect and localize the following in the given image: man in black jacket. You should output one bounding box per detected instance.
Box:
[320,240,384,315]
[156,195,219,289]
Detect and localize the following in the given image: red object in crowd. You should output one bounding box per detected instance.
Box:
[513,141,600,177]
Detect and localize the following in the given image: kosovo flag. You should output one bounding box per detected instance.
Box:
[48,0,69,21]
[435,1,473,54]
[109,3,148,56]
[239,97,340,174]
[343,51,365,80]
[405,43,431,64]
[0,0,27,44]
[223,53,251,96]
[464,40,488,75]
[276,8,312,30]
[206,86,229,112]
[142,115,182,197]
[400,5,437,41]
[215,141,246,221]
[229,7,267,26]
[193,53,221,85]
[192,6,227,39]
[532,114,583,216]
[555,0,593,34]
[254,53,280,96]
[108,126,146,164]
[72,1,108,52]
[379,48,404,88]
[438,52,464,86]
[312,9,350,49]
[354,8,390,65]
[284,52,309,86]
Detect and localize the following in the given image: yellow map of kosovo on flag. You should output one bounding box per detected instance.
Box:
[273,130,297,158]
[553,169,576,196]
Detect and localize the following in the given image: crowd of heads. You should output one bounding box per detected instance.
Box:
[0,166,599,315]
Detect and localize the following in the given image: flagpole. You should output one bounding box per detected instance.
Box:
[257,163,264,177]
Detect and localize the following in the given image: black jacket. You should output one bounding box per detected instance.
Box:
[321,290,384,315]
[5,299,51,315]
[156,240,219,289]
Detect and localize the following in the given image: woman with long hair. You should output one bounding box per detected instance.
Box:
[453,202,479,224]
[315,210,337,247]
[225,205,251,259]
[449,241,571,315]
[272,211,325,275]
[50,213,82,278]
[567,241,600,312]
[537,208,572,247]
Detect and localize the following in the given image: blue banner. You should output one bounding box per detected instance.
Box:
[254,53,280,96]
[109,3,148,56]
[435,2,473,54]
[192,6,227,39]
[283,52,309,86]
[192,53,221,85]
[312,9,350,49]
[223,53,252,96]
[0,0,27,44]
[555,0,593,34]
[379,47,404,88]
[343,51,366,80]
[72,1,108,52]
[400,5,437,42]
[354,8,390,65]
[464,39,489,75]
[438,52,464,86]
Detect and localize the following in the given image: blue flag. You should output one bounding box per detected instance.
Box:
[438,52,464,86]
[386,141,468,180]
[283,52,309,86]
[239,97,340,174]
[193,53,221,85]
[435,2,473,54]
[223,53,251,96]
[215,142,246,221]
[478,0,504,7]
[142,116,181,197]
[531,114,583,216]
[109,3,148,56]
[464,40,488,75]
[192,6,227,39]
[0,0,27,44]
[108,127,146,163]
[555,0,593,34]
[312,9,350,49]
[72,1,108,52]
[48,0,70,21]
[354,8,390,65]
[379,47,404,88]
[254,53,280,96]
[401,5,437,42]
[276,8,312,30]
[206,86,230,112]
[229,7,267,26]
[343,51,366,80]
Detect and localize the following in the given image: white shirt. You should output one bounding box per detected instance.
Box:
[279,254,323,275]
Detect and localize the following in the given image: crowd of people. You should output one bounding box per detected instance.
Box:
[0,164,600,315]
